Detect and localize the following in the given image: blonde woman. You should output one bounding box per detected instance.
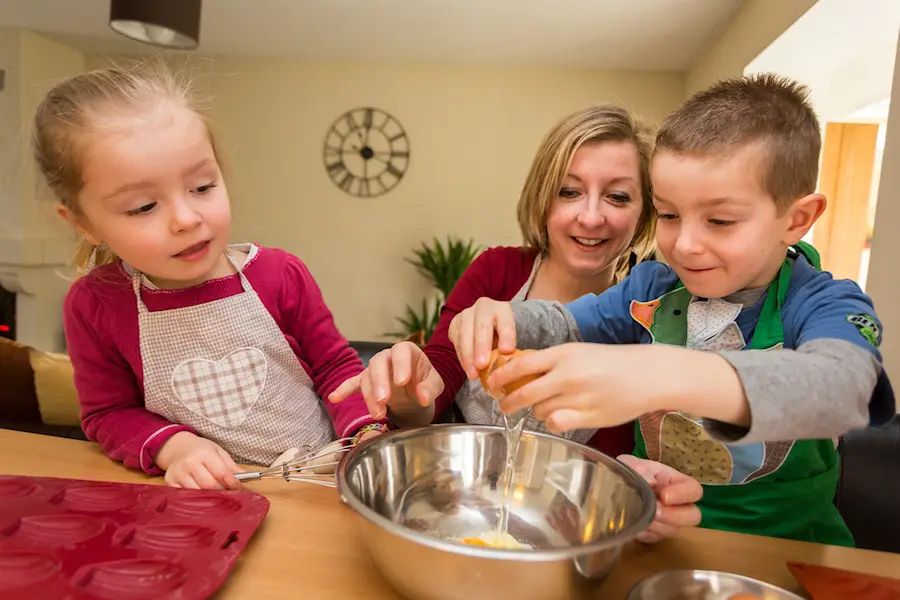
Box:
[333,105,702,543]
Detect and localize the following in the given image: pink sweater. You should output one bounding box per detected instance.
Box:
[63,245,380,474]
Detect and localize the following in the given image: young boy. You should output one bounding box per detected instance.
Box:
[449,73,894,546]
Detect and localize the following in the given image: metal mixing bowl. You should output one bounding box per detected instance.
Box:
[626,570,806,600]
[337,424,655,600]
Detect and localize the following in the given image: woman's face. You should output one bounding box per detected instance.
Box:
[545,140,644,279]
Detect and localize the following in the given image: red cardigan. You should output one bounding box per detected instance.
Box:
[424,246,635,457]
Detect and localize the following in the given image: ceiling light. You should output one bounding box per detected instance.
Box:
[109,0,202,50]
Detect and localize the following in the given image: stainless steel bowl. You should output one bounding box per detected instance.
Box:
[337,424,655,600]
[627,570,806,600]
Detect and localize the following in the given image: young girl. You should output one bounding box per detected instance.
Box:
[33,62,388,491]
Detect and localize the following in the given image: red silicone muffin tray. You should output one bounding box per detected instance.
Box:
[787,561,900,600]
[0,475,270,599]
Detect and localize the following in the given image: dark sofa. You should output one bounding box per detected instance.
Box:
[834,414,900,553]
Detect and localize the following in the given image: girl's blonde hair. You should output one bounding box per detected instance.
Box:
[31,60,219,272]
[516,104,657,282]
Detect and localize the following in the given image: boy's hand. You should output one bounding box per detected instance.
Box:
[155,431,242,491]
[329,341,441,426]
[489,342,748,430]
[448,298,518,380]
[487,343,655,430]
[617,455,703,544]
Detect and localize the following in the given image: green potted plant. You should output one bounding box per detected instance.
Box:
[386,236,481,344]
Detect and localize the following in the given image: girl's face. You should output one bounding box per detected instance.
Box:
[66,102,232,289]
[544,140,644,280]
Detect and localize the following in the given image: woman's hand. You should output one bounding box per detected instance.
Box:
[155,431,242,490]
[618,455,703,543]
[329,341,442,427]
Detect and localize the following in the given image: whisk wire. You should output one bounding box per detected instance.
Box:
[235,437,358,486]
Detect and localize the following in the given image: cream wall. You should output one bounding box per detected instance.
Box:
[19,30,85,247]
[865,35,900,399]
[0,28,83,264]
[89,56,684,341]
[0,28,23,252]
[685,0,816,95]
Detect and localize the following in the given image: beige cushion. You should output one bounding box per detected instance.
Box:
[31,349,81,427]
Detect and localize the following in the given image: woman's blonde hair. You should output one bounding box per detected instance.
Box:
[516,104,657,282]
[31,59,219,272]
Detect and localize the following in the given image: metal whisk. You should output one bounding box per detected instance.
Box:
[235,437,356,487]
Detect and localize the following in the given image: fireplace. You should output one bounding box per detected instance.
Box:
[0,286,16,340]
[0,284,14,341]
[0,242,73,352]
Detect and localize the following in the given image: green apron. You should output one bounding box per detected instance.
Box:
[631,242,852,546]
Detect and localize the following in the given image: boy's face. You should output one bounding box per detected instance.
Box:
[650,146,803,298]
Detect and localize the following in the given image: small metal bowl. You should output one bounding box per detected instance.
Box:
[337,424,656,600]
[627,569,806,600]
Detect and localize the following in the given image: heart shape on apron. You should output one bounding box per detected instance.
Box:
[169,347,268,429]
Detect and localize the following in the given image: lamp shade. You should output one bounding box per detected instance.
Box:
[109,0,202,50]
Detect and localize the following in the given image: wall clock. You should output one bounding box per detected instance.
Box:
[323,107,410,198]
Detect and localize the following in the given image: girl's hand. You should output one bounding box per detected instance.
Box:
[618,455,703,544]
[155,431,242,490]
[447,297,518,380]
[329,341,442,427]
[355,428,383,443]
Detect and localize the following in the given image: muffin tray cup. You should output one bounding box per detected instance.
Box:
[0,475,270,599]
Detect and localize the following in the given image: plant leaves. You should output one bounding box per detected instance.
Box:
[388,236,483,343]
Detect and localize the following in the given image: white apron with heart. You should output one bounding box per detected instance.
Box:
[456,253,597,445]
[132,247,333,466]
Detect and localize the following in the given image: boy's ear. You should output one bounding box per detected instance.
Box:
[783,193,826,245]
[56,205,101,247]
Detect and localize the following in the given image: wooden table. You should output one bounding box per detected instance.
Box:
[1,429,897,599]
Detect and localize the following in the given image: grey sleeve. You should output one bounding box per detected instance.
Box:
[510,300,583,349]
[705,338,879,443]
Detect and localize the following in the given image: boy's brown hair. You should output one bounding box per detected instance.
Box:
[654,73,821,210]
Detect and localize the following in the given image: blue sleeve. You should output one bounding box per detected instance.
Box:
[787,271,895,425]
[564,261,674,345]
[790,275,883,357]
